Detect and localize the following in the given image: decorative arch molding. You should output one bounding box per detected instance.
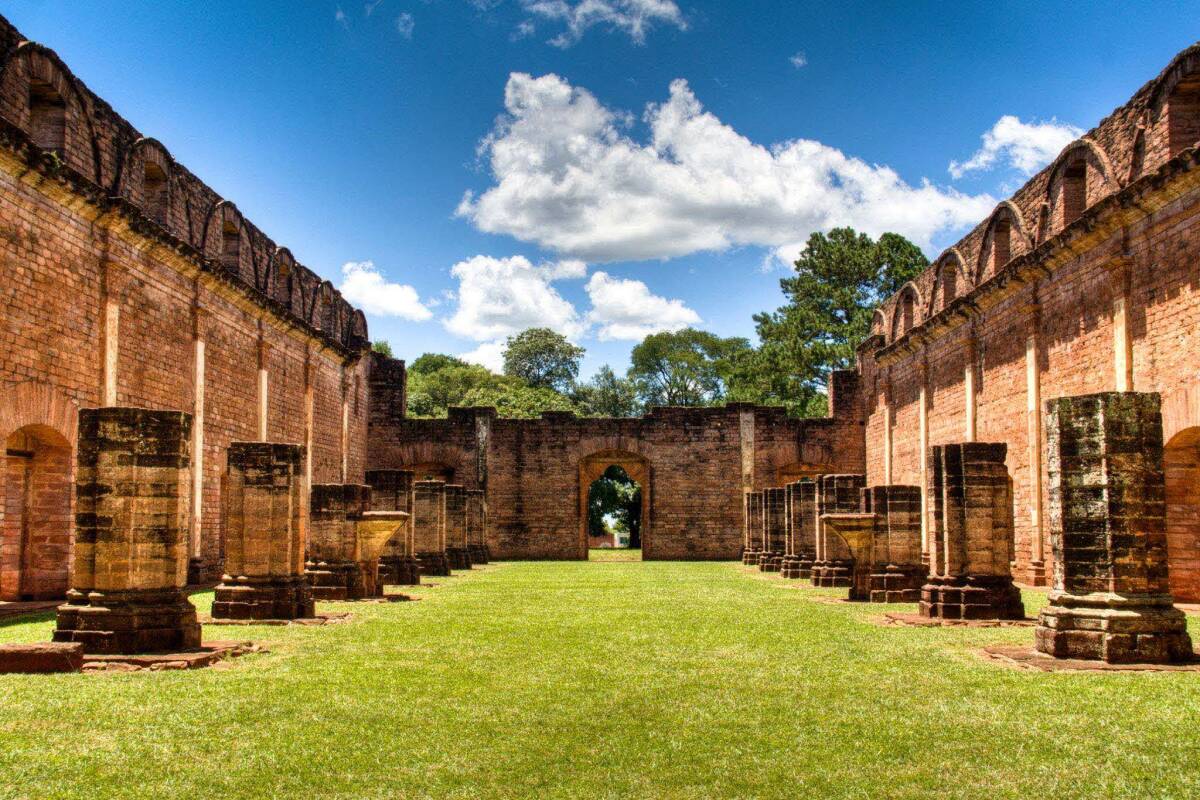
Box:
[388,442,473,485]
[888,282,921,342]
[270,247,296,308]
[200,199,247,264]
[975,201,1034,283]
[870,309,886,337]
[1147,44,1200,118]
[926,248,970,317]
[1046,138,1117,189]
[0,41,103,183]
[0,379,79,445]
[576,446,651,557]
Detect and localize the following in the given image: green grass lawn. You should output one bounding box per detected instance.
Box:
[2,561,1199,799]
[589,547,642,561]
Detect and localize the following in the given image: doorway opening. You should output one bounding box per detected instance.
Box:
[580,450,648,561]
[1164,427,1200,602]
[1,424,72,600]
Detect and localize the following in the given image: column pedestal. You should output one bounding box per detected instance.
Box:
[416,551,451,577]
[919,575,1023,620]
[213,575,314,620]
[1035,591,1192,663]
[54,588,200,655]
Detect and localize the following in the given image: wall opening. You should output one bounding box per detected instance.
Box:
[143,161,168,224]
[221,220,240,273]
[579,450,649,561]
[28,79,65,155]
[939,264,958,311]
[1061,160,1087,227]
[1,425,72,600]
[1164,427,1200,602]
[405,462,454,483]
[1167,74,1200,157]
[892,289,915,340]
[989,219,1011,277]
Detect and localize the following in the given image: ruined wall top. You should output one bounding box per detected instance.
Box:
[0,14,368,356]
[868,42,1200,351]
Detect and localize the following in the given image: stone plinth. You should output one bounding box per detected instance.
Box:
[54,408,201,654]
[742,491,762,566]
[412,480,450,576]
[366,469,420,586]
[819,513,877,600]
[780,479,817,579]
[466,489,489,564]
[861,485,924,603]
[212,443,313,620]
[758,487,786,572]
[921,443,1023,620]
[306,483,377,600]
[355,511,408,598]
[0,642,84,673]
[1035,392,1193,663]
[444,485,473,570]
[811,474,864,587]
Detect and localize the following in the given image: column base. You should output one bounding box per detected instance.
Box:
[446,547,474,571]
[741,548,760,566]
[53,587,201,655]
[811,559,853,588]
[758,551,783,573]
[1023,560,1048,587]
[416,551,451,577]
[379,556,422,586]
[779,555,802,579]
[212,575,314,620]
[305,560,383,601]
[468,545,490,565]
[867,564,925,603]
[187,557,215,586]
[1035,591,1194,664]
[919,575,1024,620]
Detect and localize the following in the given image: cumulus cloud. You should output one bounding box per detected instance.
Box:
[949,115,1082,179]
[444,254,586,343]
[396,11,415,37]
[458,73,995,264]
[459,339,508,372]
[585,271,700,340]
[338,261,432,321]
[520,0,686,47]
[789,51,807,68]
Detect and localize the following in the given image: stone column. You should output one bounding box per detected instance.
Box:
[412,480,450,576]
[303,357,316,496]
[466,489,489,564]
[963,332,978,442]
[819,513,877,601]
[758,487,786,572]
[256,331,270,442]
[918,356,930,564]
[861,484,923,602]
[305,483,375,600]
[920,442,1023,619]
[780,479,818,579]
[1024,296,1047,585]
[444,484,473,570]
[54,408,200,654]
[741,491,759,565]
[366,469,419,585]
[742,491,763,566]
[882,379,893,484]
[1035,392,1192,663]
[811,474,865,588]
[1106,257,1134,393]
[188,300,210,584]
[212,442,313,620]
[99,261,132,407]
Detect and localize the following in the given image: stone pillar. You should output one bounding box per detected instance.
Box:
[920,443,1023,619]
[99,261,131,407]
[188,300,210,584]
[861,485,923,602]
[355,511,407,598]
[811,474,865,587]
[303,357,316,497]
[780,479,818,579]
[964,332,978,442]
[918,357,930,564]
[1025,296,1047,585]
[1035,392,1193,663]
[366,469,419,585]
[444,484,473,570]
[882,382,893,484]
[1106,258,1134,393]
[256,332,270,441]
[305,483,377,600]
[819,513,877,600]
[467,489,490,564]
[54,408,200,654]
[758,487,786,572]
[412,480,450,576]
[741,491,759,565]
[212,443,313,620]
[742,491,763,566]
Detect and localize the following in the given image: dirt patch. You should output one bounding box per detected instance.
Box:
[980,645,1200,672]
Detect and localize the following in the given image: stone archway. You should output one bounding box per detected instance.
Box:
[0,380,79,601]
[1165,426,1200,602]
[579,449,650,559]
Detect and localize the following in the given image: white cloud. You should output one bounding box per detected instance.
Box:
[365,0,384,16]
[459,339,508,372]
[789,51,807,68]
[396,11,415,37]
[335,7,349,27]
[458,73,996,265]
[520,0,686,47]
[584,271,699,340]
[338,261,432,321]
[444,254,585,342]
[949,115,1082,179]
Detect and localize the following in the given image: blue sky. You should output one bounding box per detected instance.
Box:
[7,1,1197,377]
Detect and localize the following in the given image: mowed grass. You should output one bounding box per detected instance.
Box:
[589,547,642,561]
[2,562,1199,800]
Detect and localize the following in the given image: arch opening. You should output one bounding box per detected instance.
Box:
[579,450,649,561]
[143,160,168,224]
[1,424,72,601]
[1165,427,1200,602]
[29,78,65,155]
[1167,72,1200,157]
[221,220,240,272]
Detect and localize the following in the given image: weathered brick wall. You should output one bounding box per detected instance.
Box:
[0,15,371,594]
[859,44,1200,599]
[368,397,865,560]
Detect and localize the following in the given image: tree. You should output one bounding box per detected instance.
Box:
[752,228,927,416]
[502,328,585,392]
[587,465,643,547]
[371,340,394,358]
[404,351,586,419]
[627,328,752,407]
[573,365,641,418]
[409,353,468,375]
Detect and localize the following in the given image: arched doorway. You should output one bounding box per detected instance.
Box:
[1164,427,1200,602]
[1,424,72,600]
[579,450,649,560]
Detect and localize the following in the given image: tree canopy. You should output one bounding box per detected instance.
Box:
[627,328,752,407]
[502,328,585,392]
[587,465,642,548]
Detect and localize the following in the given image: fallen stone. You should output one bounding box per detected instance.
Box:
[0,642,84,673]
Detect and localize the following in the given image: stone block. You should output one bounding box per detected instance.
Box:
[0,642,83,673]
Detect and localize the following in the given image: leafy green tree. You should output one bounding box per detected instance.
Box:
[405,350,585,419]
[462,381,580,419]
[409,353,468,375]
[371,340,394,358]
[627,328,752,407]
[502,328,585,392]
[752,228,927,416]
[587,465,642,547]
[573,365,641,418]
